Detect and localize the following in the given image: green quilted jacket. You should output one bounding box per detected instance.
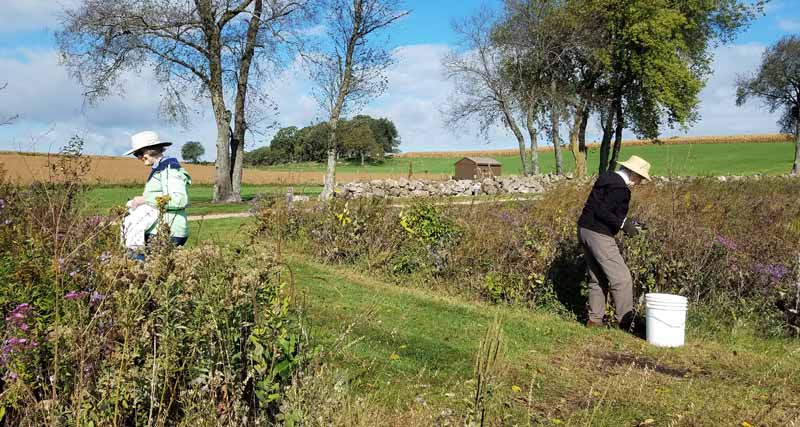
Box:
[143,157,192,237]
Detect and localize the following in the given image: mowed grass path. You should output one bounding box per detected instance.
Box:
[83,184,322,216]
[288,254,799,425]
[147,216,800,424]
[259,142,795,176]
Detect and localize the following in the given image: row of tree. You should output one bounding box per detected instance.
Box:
[442,0,767,178]
[57,0,405,202]
[244,115,399,166]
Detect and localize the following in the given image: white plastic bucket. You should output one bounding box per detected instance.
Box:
[645,293,688,347]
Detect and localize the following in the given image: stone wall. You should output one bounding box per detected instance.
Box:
[333,174,792,199]
[334,175,568,199]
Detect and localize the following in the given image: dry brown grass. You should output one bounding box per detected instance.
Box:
[0,152,448,185]
[396,133,793,158]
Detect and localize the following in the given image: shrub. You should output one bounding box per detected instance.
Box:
[0,142,308,425]
[255,178,800,336]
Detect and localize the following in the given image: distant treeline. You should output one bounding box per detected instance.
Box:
[245,115,399,166]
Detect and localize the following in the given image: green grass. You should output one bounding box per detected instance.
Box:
[83,184,322,216]
[285,254,800,425]
[258,142,796,176]
[186,217,251,247]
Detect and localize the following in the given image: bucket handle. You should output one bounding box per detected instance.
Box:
[647,313,686,329]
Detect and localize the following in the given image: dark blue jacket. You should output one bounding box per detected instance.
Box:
[577,172,630,236]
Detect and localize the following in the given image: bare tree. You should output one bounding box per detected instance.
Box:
[313,0,407,200]
[442,7,531,176]
[57,0,312,202]
[736,35,800,176]
[1,83,18,126]
[496,0,579,176]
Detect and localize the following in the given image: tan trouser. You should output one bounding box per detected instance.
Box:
[578,227,633,323]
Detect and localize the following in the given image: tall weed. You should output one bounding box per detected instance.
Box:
[0,140,308,425]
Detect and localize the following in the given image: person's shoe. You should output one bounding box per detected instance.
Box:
[586,320,605,328]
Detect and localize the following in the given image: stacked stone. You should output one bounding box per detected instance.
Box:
[334,175,567,199]
[333,174,793,199]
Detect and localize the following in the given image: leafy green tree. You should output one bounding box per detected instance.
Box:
[736,35,800,176]
[181,141,205,163]
[341,121,382,165]
[583,0,762,172]
[269,126,300,163]
[353,115,400,154]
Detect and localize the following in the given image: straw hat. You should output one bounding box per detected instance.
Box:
[618,155,651,181]
[124,131,172,156]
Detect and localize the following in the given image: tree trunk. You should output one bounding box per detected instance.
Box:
[227,0,263,202]
[569,103,587,178]
[230,129,244,201]
[609,95,624,170]
[551,106,563,175]
[793,108,800,176]
[212,100,235,203]
[322,118,339,199]
[578,106,589,177]
[500,105,529,177]
[320,0,363,201]
[526,103,539,175]
[360,151,365,166]
[598,101,615,174]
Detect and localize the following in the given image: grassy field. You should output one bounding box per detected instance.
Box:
[83,184,322,215]
[258,142,796,176]
[283,254,799,425]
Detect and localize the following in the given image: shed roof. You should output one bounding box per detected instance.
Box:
[457,156,501,166]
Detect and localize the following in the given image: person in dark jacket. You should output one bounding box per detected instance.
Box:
[577,155,651,330]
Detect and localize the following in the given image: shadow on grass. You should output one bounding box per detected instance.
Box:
[548,239,589,323]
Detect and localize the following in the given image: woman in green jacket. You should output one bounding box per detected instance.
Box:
[125,131,192,246]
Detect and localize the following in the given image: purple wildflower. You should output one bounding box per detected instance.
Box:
[64,290,88,300]
[69,270,79,278]
[500,212,513,224]
[5,372,18,382]
[2,337,39,362]
[754,263,789,284]
[90,291,104,306]
[5,304,32,331]
[0,198,5,209]
[715,234,738,251]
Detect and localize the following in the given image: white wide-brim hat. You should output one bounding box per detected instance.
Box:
[618,155,651,181]
[124,131,172,156]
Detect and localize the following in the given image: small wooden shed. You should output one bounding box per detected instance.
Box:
[454,157,502,180]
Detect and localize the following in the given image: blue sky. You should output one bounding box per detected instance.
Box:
[1,0,798,160]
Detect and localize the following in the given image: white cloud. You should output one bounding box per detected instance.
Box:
[0,0,79,33]
[362,44,516,152]
[777,19,800,32]
[0,48,223,159]
[661,43,782,137]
